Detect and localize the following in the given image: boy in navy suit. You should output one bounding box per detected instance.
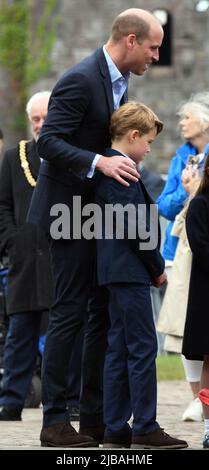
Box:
[96,102,188,449]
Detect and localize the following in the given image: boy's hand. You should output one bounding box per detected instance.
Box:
[153,272,167,288]
[96,155,140,187]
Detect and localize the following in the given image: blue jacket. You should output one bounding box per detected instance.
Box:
[96,149,165,286]
[157,142,197,261]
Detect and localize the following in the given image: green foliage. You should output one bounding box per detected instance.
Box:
[156,354,185,381]
[0,0,58,131]
[27,0,59,85]
[0,0,28,111]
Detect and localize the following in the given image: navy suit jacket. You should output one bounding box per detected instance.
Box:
[96,149,165,286]
[28,48,127,233]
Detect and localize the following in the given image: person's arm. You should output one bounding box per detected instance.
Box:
[186,196,209,272]
[152,272,167,288]
[38,72,139,187]
[38,72,96,175]
[107,180,165,279]
[0,152,18,254]
[157,155,188,220]
[181,165,200,196]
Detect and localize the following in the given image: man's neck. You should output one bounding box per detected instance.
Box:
[104,41,128,75]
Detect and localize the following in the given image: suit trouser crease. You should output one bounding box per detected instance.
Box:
[0,311,42,408]
[104,283,159,436]
[42,238,109,427]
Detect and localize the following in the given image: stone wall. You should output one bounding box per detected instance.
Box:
[1,0,209,171]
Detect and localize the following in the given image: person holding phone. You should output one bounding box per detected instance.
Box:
[183,146,209,448]
[157,92,209,422]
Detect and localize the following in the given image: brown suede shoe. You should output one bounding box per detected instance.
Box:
[40,422,96,447]
[103,434,131,449]
[103,423,132,448]
[131,428,188,449]
[79,425,104,445]
[0,407,22,421]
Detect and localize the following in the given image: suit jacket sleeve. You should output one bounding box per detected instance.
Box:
[38,71,97,178]
[0,151,18,254]
[186,196,209,272]
[107,180,165,279]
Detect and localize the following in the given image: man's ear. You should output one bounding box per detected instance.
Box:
[126,34,137,49]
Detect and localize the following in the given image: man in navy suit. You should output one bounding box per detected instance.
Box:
[28,9,164,447]
[96,102,188,449]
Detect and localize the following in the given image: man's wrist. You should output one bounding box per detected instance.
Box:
[95,155,106,172]
[86,154,102,178]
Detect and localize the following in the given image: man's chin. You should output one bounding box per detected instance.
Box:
[137,67,149,76]
[143,65,149,73]
[134,70,145,76]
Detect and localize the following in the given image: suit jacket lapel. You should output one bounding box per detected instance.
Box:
[120,86,128,105]
[103,147,160,247]
[138,179,154,204]
[104,148,154,204]
[96,48,114,116]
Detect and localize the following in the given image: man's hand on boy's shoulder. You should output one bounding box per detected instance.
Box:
[152,272,167,288]
[96,155,140,187]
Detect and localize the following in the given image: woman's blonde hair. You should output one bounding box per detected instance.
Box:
[110,101,163,141]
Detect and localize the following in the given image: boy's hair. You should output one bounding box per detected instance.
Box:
[110,101,163,141]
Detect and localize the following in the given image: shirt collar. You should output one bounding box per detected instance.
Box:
[111,149,132,160]
[103,46,130,83]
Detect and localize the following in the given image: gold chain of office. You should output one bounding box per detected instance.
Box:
[19,140,36,187]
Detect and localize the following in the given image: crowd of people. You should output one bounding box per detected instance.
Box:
[157,92,209,423]
[0,6,209,451]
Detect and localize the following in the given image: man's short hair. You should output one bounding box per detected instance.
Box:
[111,14,150,43]
[0,128,4,140]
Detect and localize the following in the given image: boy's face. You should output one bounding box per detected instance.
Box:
[128,127,157,163]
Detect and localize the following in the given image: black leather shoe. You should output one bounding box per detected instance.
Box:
[69,406,80,422]
[203,433,209,449]
[0,407,22,421]
[40,422,96,447]
[79,425,104,445]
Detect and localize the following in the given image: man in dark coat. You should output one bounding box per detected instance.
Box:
[0,91,54,420]
[28,9,164,447]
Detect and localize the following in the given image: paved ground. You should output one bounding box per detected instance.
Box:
[0,380,204,450]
